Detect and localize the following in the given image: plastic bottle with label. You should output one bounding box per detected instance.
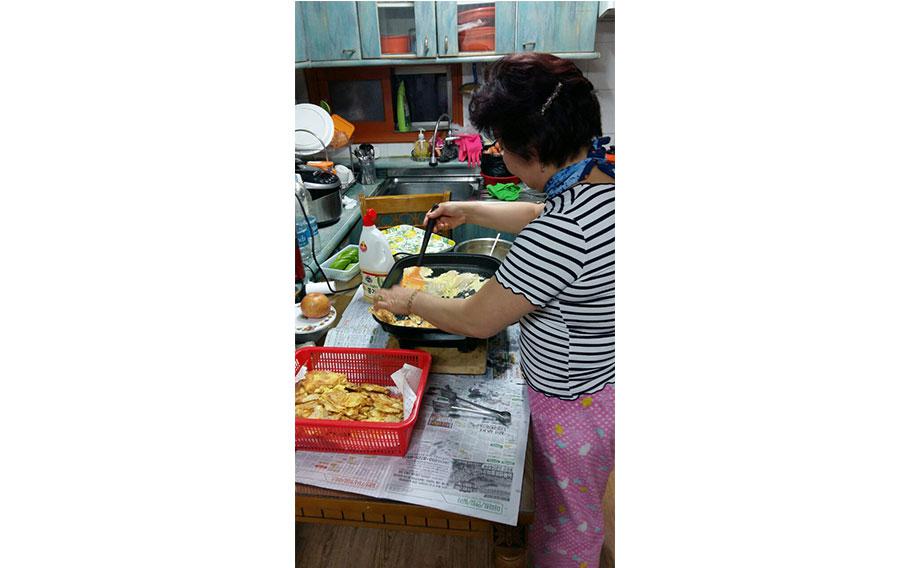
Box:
[295,199,319,251]
[358,208,395,302]
[295,196,310,248]
[411,128,430,161]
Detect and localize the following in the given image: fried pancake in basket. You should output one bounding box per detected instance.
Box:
[295,370,404,422]
[300,370,348,394]
[347,382,390,394]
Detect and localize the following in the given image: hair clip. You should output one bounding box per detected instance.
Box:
[540,82,563,115]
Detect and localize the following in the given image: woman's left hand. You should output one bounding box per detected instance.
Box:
[374,285,419,315]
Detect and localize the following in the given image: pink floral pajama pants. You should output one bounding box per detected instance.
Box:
[527,384,615,568]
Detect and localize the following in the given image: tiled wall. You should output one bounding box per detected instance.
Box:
[296,17,615,160]
[576,18,615,144]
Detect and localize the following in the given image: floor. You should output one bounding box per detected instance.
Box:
[296,523,494,568]
[296,523,614,568]
[296,468,614,567]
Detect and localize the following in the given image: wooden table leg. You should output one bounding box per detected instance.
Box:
[492,522,528,568]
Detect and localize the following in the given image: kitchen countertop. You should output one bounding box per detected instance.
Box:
[373,157,476,170]
[300,180,381,278]
[296,291,535,561]
[477,184,546,204]
[301,171,545,280]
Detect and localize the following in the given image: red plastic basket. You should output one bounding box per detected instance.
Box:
[482,173,521,187]
[295,346,432,456]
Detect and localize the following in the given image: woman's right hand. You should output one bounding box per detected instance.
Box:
[424,201,469,232]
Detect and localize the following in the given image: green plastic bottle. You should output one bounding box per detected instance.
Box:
[396,82,411,132]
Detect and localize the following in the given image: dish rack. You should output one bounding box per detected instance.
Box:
[295,346,432,456]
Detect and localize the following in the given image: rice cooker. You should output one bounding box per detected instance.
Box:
[299,167,342,228]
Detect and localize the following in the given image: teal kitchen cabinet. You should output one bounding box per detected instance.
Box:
[300,1,362,62]
[435,1,459,56]
[515,1,598,53]
[357,1,438,59]
[436,1,516,56]
[295,2,307,63]
[494,1,517,54]
[295,0,601,68]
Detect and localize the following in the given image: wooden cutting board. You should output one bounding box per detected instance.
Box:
[386,337,488,375]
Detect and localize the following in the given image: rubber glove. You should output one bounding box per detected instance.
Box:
[465,134,482,167]
[456,135,469,164]
[486,182,521,201]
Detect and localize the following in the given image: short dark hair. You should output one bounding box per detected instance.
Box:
[469,53,602,167]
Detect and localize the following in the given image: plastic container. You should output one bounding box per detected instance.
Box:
[411,128,431,161]
[396,81,411,131]
[482,173,521,187]
[459,26,496,51]
[358,208,395,302]
[381,224,456,255]
[332,114,355,139]
[458,6,496,25]
[295,198,311,247]
[308,216,319,249]
[381,34,410,54]
[295,346,432,455]
[320,244,360,282]
[296,208,320,251]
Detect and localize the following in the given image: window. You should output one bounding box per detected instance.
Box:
[328,79,385,122]
[303,65,463,143]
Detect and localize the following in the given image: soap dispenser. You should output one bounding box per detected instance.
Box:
[411,128,430,161]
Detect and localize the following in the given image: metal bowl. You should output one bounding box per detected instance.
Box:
[453,238,512,262]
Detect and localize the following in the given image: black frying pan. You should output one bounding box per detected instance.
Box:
[372,253,501,349]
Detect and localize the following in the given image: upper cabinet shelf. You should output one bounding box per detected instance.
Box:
[357,0,438,59]
[296,0,601,67]
[300,1,362,61]
[435,1,516,58]
[516,1,597,54]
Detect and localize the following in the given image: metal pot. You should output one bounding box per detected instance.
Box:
[453,238,512,262]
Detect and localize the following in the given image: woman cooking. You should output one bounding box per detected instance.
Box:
[374,52,614,568]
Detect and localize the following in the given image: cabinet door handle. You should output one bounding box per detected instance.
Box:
[342,48,355,57]
[523,41,536,51]
[444,35,449,53]
[424,35,429,54]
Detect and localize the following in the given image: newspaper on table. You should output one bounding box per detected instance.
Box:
[299,302,530,526]
[323,286,389,348]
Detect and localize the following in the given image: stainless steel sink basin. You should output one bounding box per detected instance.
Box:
[376,172,482,201]
[372,168,545,204]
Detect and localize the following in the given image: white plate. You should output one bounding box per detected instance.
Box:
[294,304,337,335]
[295,103,334,153]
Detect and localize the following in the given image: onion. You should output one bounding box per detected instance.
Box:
[301,293,331,319]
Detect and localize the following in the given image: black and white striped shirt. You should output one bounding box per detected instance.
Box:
[495,182,615,400]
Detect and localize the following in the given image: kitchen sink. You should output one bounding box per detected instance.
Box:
[376,172,482,201]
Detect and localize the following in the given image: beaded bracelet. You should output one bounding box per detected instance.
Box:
[406,289,419,313]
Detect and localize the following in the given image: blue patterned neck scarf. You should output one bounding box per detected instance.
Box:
[543,136,614,200]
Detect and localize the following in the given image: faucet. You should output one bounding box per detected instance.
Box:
[428,113,451,167]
